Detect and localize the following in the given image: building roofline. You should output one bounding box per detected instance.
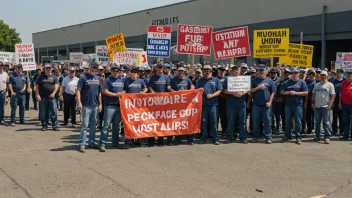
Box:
[33,0,193,35]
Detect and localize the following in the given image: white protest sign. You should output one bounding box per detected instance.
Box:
[0,52,16,64]
[83,54,97,63]
[113,52,139,66]
[139,51,148,66]
[227,76,251,92]
[126,48,144,52]
[70,52,84,63]
[15,43,36,71]
[96,45,108,65]
[336,52,352,72]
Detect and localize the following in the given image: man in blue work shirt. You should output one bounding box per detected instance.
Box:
[168,66,195,145]
[8,64,27,127]
[196,65,223,145]
[77,61,102,153]
[331,69,345,136]
[31,69,42,110]
[280,68,308,145]
[250,64,276,144]
[269,68,284,134]
[99,65,124,152]
[223,65,248,144]
[148,63,170,146]
[305,69,316,134]
[216,65,227,136]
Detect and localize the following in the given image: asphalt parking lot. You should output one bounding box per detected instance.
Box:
[0,106,351,198]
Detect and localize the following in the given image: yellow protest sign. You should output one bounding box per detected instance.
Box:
[106,33,126,60]
[279,43,314,68]
[253,28,290,58]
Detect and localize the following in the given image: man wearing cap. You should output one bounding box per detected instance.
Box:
[167,66,195,145]
[331,69,345,135]
[315,68,322,82]
[339,71,352,140]
[31,69,42,110]
[223,65,248,144]
[60,67,79,127]
[143,66,152,86]
[250,65,276,144]
[148,63,170,146]
[163,63,174,81]
[269,67,284,134]
[240,63,249,75]
[304,69,317,134]
[280,68,308,145]
[312,70,335,144]
[36,64,60,131]
[0,61,8,124]
[54,68,64,111]
[8,64,27,126]
[196,65,223,145]
[99,65,124,152]
[328,70,336,83]
[77,61,102,153]
[192,68,202,86]
[216,65,228,137]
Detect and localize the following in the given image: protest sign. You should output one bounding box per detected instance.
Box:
[113,51,140,66]
[336,52,352,72]
[106,33,126,60]
[227,76,251,92]
[253,28,290,58]
[279,43,314,67]
[96,45,108,65]
[0,52,16,64]
[147,25,172,57]
[15,43,36,71]
[177,24,213,55]
[139,51,148,66]
[120,89,203,139]
[83,54,97,63]
[70,52,84,63]
[126,48,144,52]
[212,26,251,59]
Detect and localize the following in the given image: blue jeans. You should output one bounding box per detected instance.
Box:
[271,101,282,132]
[284,105,303,140]
[314,107,332,139]
[342,104,352,138]
[80,106,98,146]
[201,105,219,142]
[252,104,272,139]
[99,106,121,147]
[39,98,58,129]
[227,106,246,140]
[0,90,6,121]
[11,93,25,123]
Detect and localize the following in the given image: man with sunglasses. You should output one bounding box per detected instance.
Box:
[280,68,308,145]
[77,61,103,153]
[315,68,321,82]
[331,69,345,136]
[143,66,152,86]
[305,69,317,134]
[269,67,284,135]
[60,67,79,128]
[216,65,228,137]
[8,64,27,127]
[312,70,335,144]
[0,61,8,124]
[99,65,124,152]
[196,65,223,145]
[36,64,60,131]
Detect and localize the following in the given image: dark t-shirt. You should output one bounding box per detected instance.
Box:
[332,78,346,106]
[77,73,101,107]
[271,77,284,99]
[102,76,124,105]
[280,79,308,106]
[223,77,246,108]
[148,74,169,93]
[195,77,223,106]
[251,77,276,106]
[124,78,146,93]
[305,78,316,100]
[36,74,59,98]
[169,76,192,91]
[9,73,27,93]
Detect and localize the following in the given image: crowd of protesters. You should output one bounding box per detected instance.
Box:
[0,60,351,153]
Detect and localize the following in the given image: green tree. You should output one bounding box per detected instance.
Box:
[0,20,22,52]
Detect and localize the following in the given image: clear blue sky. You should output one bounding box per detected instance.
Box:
[0,0,188,43]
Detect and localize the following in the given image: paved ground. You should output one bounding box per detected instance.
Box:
[0,104,351,198]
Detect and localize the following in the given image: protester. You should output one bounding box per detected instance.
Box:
[54,69,64,111]
[77,61,102,153]
[31,69,42,110]
[0,61,8,124]
[60,67,79,127]
[216,65,227,136]
[331,69,345,135]
[339,72,352,140]
[270,67,284,134]
[312,70,335,144]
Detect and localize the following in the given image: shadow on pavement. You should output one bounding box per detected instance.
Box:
[50,145,79,152]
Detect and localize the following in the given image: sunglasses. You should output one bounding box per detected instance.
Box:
[111,70,119,72]
[131,71,138,73]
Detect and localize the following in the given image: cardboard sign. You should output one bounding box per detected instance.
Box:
[120,89,203,139]
[82,54,97,63]
[113,51,139,66]
[106,33,126,60]
[177,24,213,55]
[227,76,251,92]
[70,52,84,63]
[336,52,352,72]
[96,45,108,65]
[147,25,172,57]
[212,26,251,59]
[15,43,36,71]
[253,28,290,58]
[0,52,16,64]
[279,43,314,68]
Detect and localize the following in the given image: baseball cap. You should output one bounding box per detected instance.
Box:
[240,63,248,68]
[89,61,99,68]
[203,65,212,70]
[69,67,75,72]
[138,66,144,71]
[250,68,257,73]
[217,66,226,70]
[17,64,23,68]
[269,68,278,73]
[164,63,172,68]
[144,66,151,71]
[98,66,104,70]
[316,68,321,72]
[258,64,267,70]
[44,64,52,68]
[156,63,163,68]
[291,67,299,73]
[320,71,328,75]
[131,66,139,72]
[284,68,291,73]
[231,65,240,69]
[336,69,344,73]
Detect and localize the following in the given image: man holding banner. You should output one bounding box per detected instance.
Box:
[196,65,223,145]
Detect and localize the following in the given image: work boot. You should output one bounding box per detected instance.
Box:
[324,138,331,144]
[99,146,106,152]
[266,139,272,144]
[79,145,85,153]
[296,139,302,145]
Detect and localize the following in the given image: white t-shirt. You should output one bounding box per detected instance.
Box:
[0,71,8,91]
[61,76,79,95]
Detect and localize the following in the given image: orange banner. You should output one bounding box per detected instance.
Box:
[120,89,203,139]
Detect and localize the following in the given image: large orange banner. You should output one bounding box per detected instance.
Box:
[120,89,203,139]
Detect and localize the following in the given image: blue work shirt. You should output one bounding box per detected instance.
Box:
[251,77,276,106]
[9,73,27,93]
[195,77,223,106]
[280,79,308,106]
[305,78,316,101]
[124,78,146,93]
[271,76,284,99]
[102,76,124,105]
[77,73,101,107]
[223,77,246,108]
[169,76,193,91]
[148,74,169,93]
[332,78,346,106]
